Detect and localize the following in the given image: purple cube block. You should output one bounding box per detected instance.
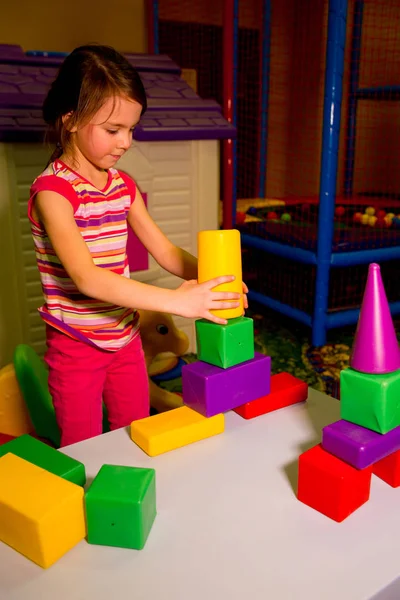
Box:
[182,352,271,417]
[322,419,400,469]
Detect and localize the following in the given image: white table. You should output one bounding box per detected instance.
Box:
[1,388,400,600]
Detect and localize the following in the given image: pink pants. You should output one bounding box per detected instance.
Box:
[45,328,150,447]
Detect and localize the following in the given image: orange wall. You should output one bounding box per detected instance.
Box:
[159,0,263,29]
[159,0,224,26]
[158,0,325,199]
[344,0,400,196]
[160,0,400,200]
[265,0,296,198]
[274,0,400,199]
[282,0,328,198]
[0,0,147,53]
[265,0,400,199]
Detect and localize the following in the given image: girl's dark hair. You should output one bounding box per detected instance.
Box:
[43,44,147,164]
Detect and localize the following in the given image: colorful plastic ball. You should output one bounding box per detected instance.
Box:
[236,211,246,225]
[281,213,291,223]
[392,217,400,228]
[384,215,393,226]
[377,210,386,218]
[365,206,375,216]
[353,212,363,223]
[247,206,257,216]
[368,216,377,227]
[335,206,345,217]
[267,211,278,220]
[387,212,395,220]
[376,217,388,228]
[361,214,370,225]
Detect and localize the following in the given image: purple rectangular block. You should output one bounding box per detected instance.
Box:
[182,352,271,417]
[322,419,400,469]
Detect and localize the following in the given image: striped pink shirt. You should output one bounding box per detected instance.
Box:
[28,160,140,351]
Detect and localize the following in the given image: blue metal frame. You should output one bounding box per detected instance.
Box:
[356,86,400,99]
[257,0,271,198]
[243,0,400,345]
[312,0,348,346]
[240,233,317,265]
[248,290,313,327]
[153,0,160,54]
[331,246,400,266]
[327,302,400,329]
[344,0,363,196]
[232,0,239,226]
[242,232,400,267]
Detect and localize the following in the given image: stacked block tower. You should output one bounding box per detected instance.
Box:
[298,263,400,522]
[182,229,271,418]
[130,229,308,457]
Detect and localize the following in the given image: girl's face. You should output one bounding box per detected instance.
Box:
[70,95,142,170]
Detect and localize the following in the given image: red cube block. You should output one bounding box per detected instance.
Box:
[297,444,372,522]
[372,448,400,487]
[234,372,308,419]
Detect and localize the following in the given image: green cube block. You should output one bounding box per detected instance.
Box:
[195,317,254,369]
[340,368,400,434]
[85,464,156,550]
[0,434,86,486]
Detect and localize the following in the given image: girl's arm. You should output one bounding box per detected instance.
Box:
[34,191,240,325]
[128,189,249,307]
[127,189,198,280]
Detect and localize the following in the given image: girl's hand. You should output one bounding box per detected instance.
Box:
[242,281,249,309]
[175,275,241,325]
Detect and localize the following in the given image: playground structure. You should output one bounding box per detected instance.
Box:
[148,0,400,345]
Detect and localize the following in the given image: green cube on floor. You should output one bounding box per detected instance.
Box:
[340,368,400,434]
[195,317,254,369]
[0,434,86,486]
[85,464,156,550]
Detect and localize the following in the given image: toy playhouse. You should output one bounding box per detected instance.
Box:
[0,44,235,364]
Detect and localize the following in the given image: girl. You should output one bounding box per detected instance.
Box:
[28,44,247,447]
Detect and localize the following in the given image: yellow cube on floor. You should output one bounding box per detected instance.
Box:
[0,453,86,568]
[130,406,224,456]
[0,364,33,436]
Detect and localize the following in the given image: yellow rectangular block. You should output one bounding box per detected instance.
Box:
[0,364,33,436]
[130,406,224,456]
[0,453,86,568]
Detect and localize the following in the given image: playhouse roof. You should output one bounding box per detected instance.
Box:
[0,44,236,143]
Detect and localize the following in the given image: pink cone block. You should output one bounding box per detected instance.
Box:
[350,263,400,374]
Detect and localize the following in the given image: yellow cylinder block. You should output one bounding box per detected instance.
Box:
[198,229,243,319]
